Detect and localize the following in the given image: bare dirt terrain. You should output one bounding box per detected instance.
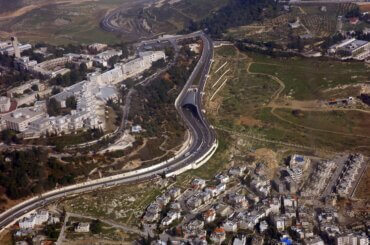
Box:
[0,0,98,20]
[0,0,132,44]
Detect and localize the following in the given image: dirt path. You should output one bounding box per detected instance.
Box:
[246,62,285,104]
[246,61,370,139]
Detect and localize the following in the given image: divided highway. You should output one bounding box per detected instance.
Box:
[0,32,217,230]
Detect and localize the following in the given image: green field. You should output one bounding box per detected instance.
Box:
[248,53,370,100]
[205,45,370,155]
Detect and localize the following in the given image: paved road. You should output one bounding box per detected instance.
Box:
[0,32,217,231]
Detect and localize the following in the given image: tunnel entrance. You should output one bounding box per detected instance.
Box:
[183,104,200,119]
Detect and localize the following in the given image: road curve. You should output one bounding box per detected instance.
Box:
[0,32,217,231]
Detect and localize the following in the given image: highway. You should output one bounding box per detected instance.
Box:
[0,32,217,230]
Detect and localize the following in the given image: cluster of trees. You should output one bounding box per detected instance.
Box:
[66,96,77,110]
[43,223,61,239]
[345,7,361,18]
[90,219,103,234]
[49,63,88,87]
[47,128,105,151]
[22,49,46,63]
[46,95,76,117]
[0,54,35,88]
[236,40,297,58]
[107,99,122,126]
[0,148,77,200]
[0,53,15,67]
[348,30,370,42]
[359,94,370,106]
[129,46,196,137]
[47,98,62,116]
[321,33,346,50]
[184,0,279,37]
[0,129,21,145]
[34,43,84,58]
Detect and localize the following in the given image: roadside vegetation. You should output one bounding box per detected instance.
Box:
[0,148,97,211]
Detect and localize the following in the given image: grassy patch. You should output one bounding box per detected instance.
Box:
[204,45,370,156]
[248,54,369,100]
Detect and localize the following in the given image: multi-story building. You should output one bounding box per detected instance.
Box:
[329,38,370,60]
[19,211,49,229]
[2,107,45,132]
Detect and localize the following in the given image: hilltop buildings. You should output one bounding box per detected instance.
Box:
[19,211,49,229]
[0,38,32,56]
[0,42,166,138]
[88,51,166,85]
[329,38,370,60]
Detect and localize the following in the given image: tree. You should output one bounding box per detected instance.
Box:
[70,70,80,84]
[108,55,120,67]
[79,63,87,73]
[165,47,175,60]
[151,58,166,69]
[66,96,77,110]
[31,84,39,91]
[47,98,61,116]
[90,219,102,234]
[51,87,61,95]
[0,129,17,144]
[44,224,60,239]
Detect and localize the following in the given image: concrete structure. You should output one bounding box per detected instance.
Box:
[29,57,71,78]
[131,125,142,133]
[210,227,226,244]
[14,56,38,71]
[19,211,49,229]
[0,97,11,112]
[191,178,206,189]
[0,37,31,56]
[161,211,180,226]
[329,38,370,60]
[88,51,165,85]
[88,43,108,52]
[6,79,45,98]
[1,107,45,132]
[11,37,21,58]
[75,222,90,233]
[203,208,216,223]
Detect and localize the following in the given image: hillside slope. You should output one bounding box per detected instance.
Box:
[0,0,24,14]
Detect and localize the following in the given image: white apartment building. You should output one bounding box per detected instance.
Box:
[19,211,49,229]
[1,107,45,132]
[1,44,32,56]
[14,56,38,71]
[7,79,43,97]
[336,233,369,245]
[88,50,166,85]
